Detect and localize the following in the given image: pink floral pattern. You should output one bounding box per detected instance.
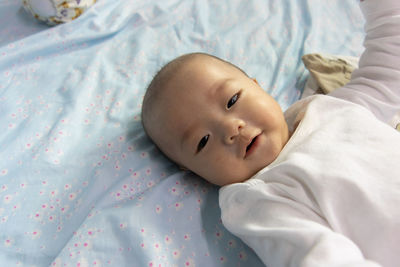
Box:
[0,0,365,265]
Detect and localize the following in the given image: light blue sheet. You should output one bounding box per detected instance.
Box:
[0,0,364,266]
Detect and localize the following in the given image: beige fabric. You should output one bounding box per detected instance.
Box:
[302,53,357,94]
[302,53,400,132]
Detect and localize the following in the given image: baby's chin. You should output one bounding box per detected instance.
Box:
[205,170,257,187]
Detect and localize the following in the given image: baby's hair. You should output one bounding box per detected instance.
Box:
[141,52,247,139]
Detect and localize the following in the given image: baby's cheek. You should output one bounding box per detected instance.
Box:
[196,148,245,185]
[196,159,228,186]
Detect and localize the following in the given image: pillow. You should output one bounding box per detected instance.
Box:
[301,53,359,98]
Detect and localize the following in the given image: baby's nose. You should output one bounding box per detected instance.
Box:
[223,118,245,144]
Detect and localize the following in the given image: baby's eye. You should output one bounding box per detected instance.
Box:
[227,92,240,109]
[197,134,209,152]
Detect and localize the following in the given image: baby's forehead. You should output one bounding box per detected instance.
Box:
[168,56,234,86]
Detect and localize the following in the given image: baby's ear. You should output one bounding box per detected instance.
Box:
[251,78,259,84]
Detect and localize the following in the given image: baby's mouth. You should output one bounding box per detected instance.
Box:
[244,132,262,158]
[246,137,257,152]
[245,133,261,157]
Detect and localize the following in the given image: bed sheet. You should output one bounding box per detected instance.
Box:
[0,0,364,266]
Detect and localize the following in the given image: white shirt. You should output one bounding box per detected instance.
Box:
[219,1,400,266]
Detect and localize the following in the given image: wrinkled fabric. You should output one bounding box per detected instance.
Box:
[0,0,364,266]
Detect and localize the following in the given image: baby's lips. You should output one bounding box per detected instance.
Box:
[243,131,262,158]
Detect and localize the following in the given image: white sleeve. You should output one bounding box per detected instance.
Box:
[219,184,381,267]
[329,0,400,124]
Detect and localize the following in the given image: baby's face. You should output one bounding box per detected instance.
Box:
[150,56,289,186]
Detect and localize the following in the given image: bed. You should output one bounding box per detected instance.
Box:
[0,0,365,266]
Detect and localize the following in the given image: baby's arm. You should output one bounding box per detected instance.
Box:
[221,184,381,267]
[329,0,400,124]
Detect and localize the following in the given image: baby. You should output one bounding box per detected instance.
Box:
[142,53,290,186]
[142,0,400,266]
